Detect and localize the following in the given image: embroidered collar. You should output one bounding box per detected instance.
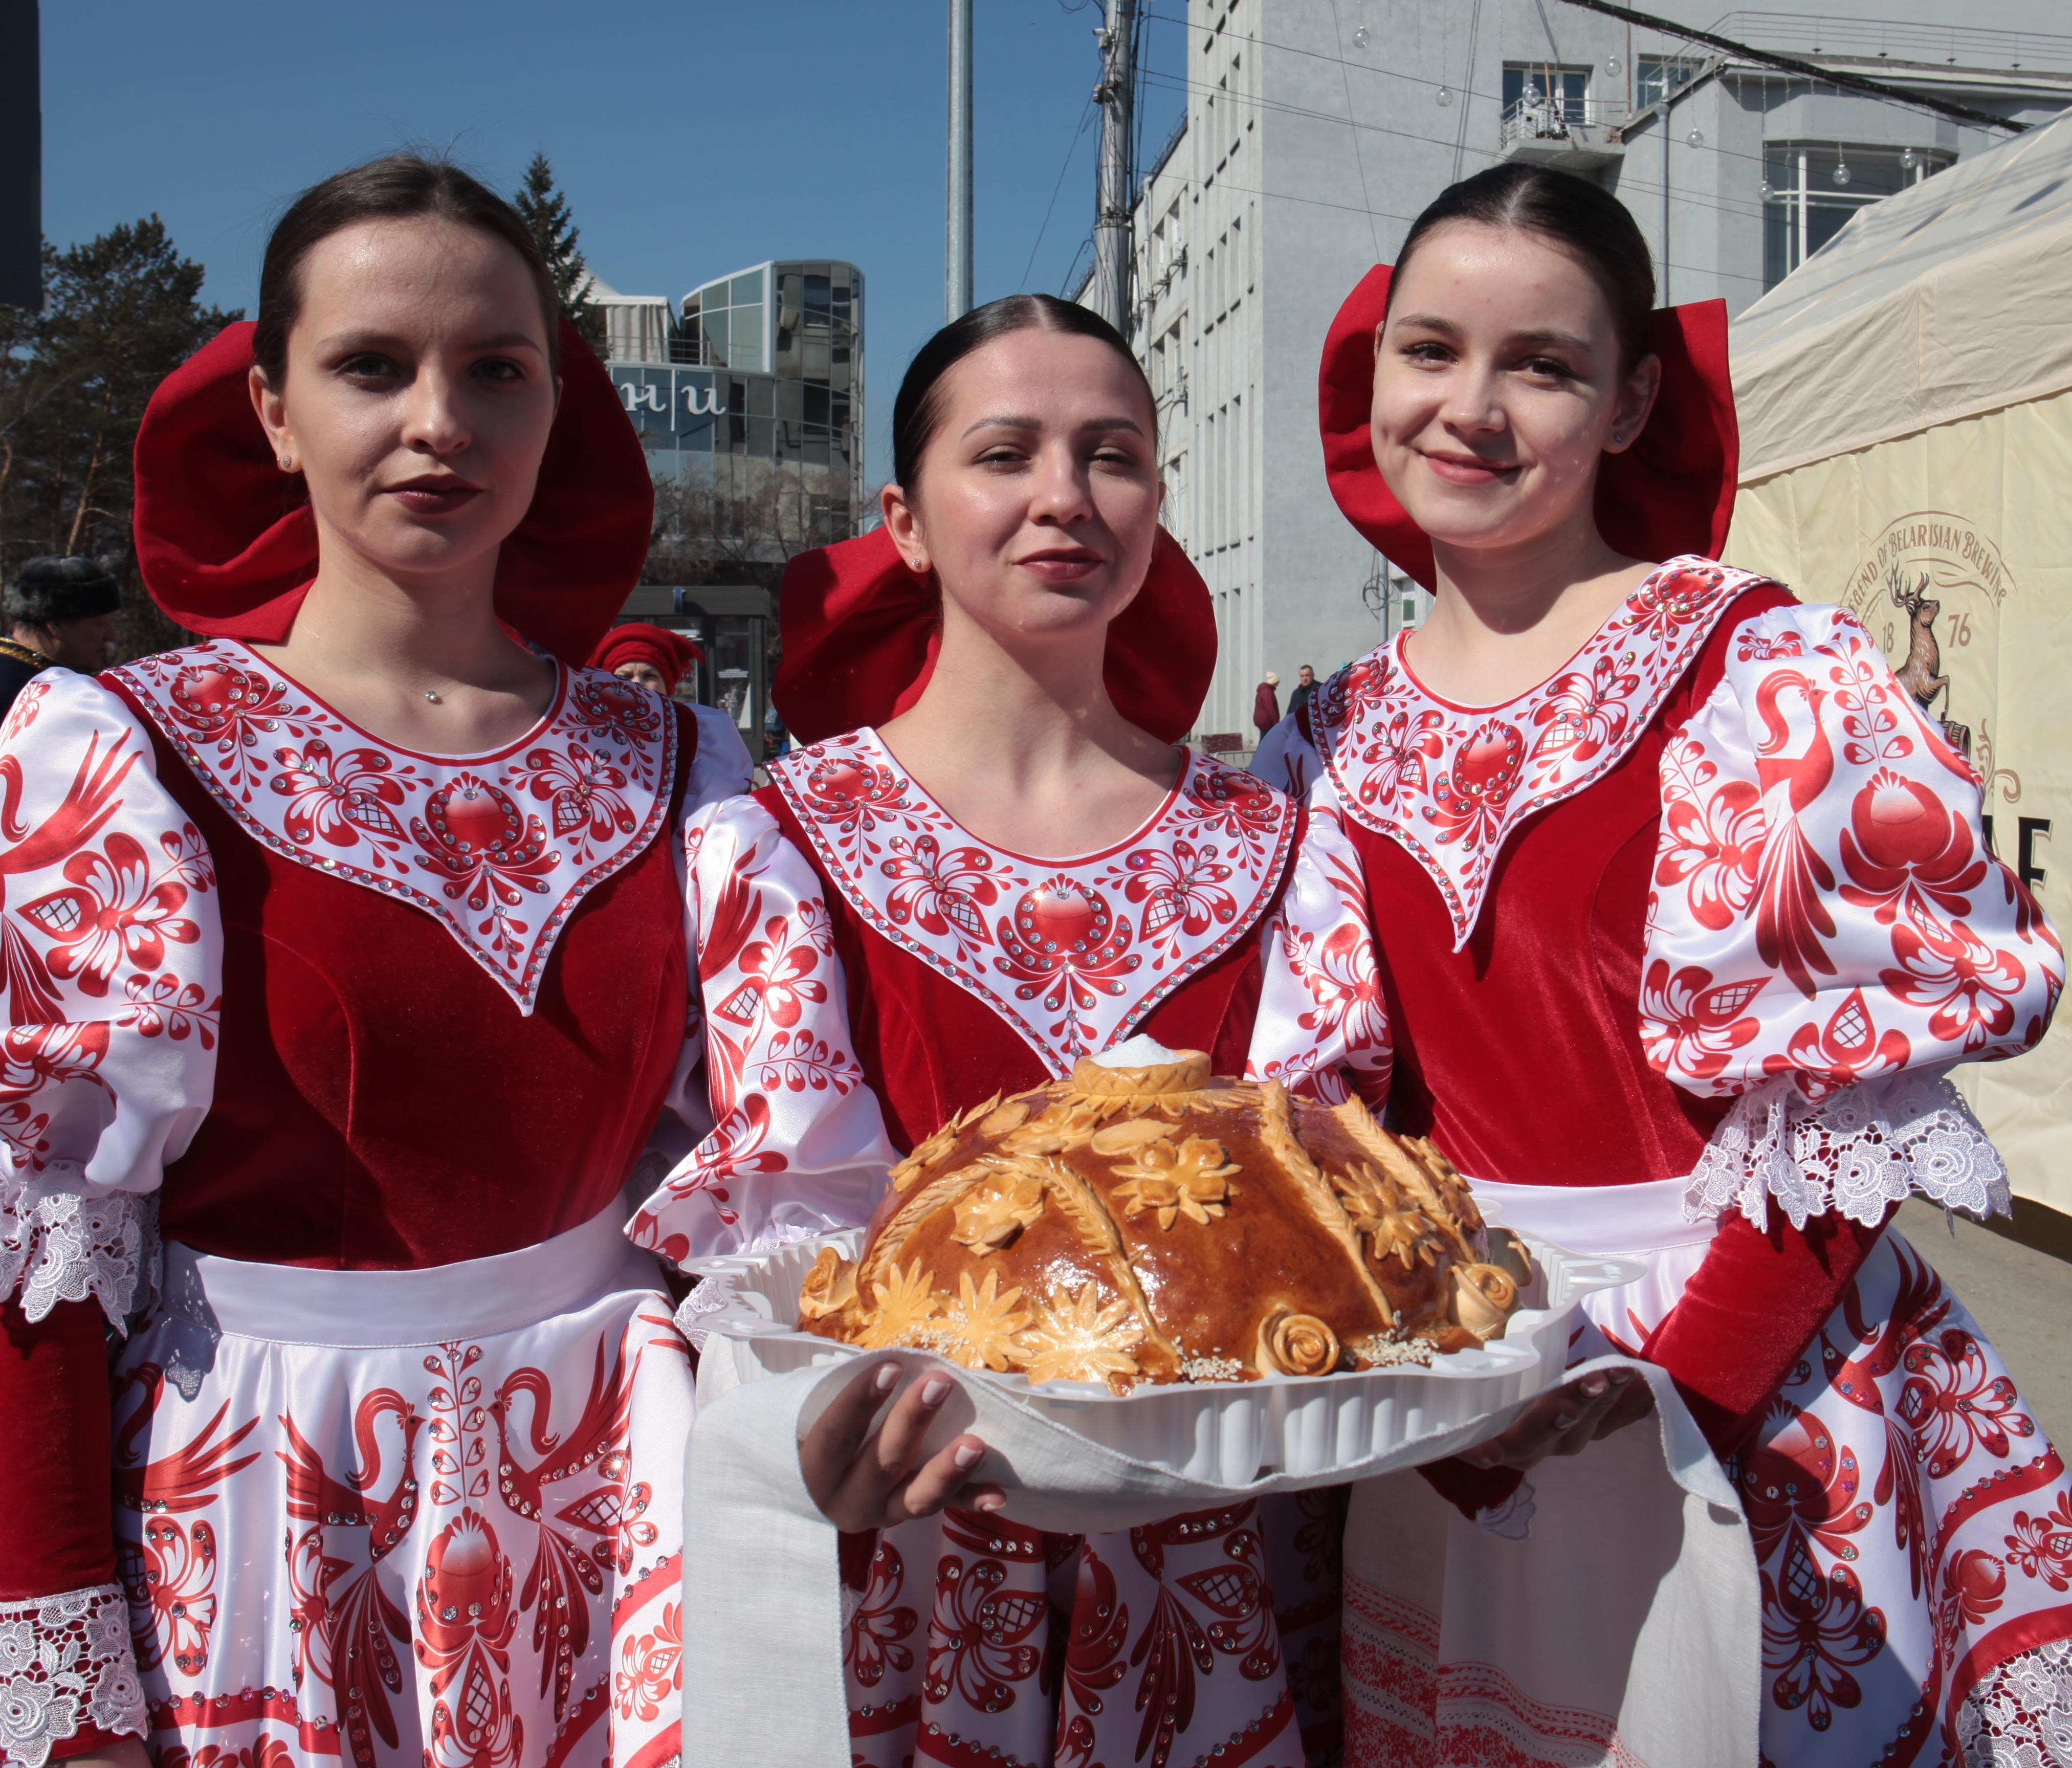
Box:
[770,727,1297,1076]
[113,640,677,1013]
[1314,557,1771,949]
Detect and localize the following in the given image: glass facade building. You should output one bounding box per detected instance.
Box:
[603,258,865,525]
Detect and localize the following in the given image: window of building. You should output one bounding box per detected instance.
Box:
[1764,142,1948,289]
[1502,62,1590,134]
[1635,55,1703,109]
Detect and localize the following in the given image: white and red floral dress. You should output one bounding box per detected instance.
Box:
[1274,559,2072,1765]
[0,642,751,1768]
[632,727,1391,1768]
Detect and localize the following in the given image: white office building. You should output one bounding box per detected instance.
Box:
[1108,3,2071,745]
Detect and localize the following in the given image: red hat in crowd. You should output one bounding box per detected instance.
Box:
[589,622,702,693]
[773,524,1217,746]
[1317,266,1739,589]
[131,318,652,663]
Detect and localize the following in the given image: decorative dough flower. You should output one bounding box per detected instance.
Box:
[1257,1309,1341,1376]
[1110,1135,1242,1229]
[1449,1263,1519,1339]
[933,1269,1032,1371]
[798,1247,858,1320]
[1017,1284,1144,1387]
[951,1173,1047,1251]
[856,1257,939,1347]
[1002,1096,1114,1156]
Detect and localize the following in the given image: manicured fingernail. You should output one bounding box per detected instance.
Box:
[1581,1375,1607,1397]
[920,1377,951,1405]
[975,1493,1005,1512]
[1610,1368,1632,1384]
[1554,1413,1579,1430]
[874,1363,899,1394]
[953,1443,983,1470]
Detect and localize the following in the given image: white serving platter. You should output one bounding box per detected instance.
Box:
[691,1229,1645,1485]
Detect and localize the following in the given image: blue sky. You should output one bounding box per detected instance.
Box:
[38,0,1186,487]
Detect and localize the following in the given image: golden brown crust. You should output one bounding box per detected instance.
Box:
[804,1050,1525,1387]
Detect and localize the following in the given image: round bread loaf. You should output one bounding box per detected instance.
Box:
[796,1049,1525,1392]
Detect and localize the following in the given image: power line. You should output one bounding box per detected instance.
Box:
[1557,0,2029,134]
[1134,63,1868,239]
[1023,98,1097,289]
[1327,0,1380,260]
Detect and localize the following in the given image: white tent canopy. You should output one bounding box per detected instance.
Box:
[1732,112,2072,482]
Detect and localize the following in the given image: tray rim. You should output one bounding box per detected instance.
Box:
[692,1228,1644,1403]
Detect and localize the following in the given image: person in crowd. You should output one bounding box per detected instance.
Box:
[1279,162,2070,1765]
[0,554,122,714]
[1252,667,1281,737]
[634,294,1390,1768]
[1287,661,1316,716]
[589,618,701,698]
[0,153,750,1768]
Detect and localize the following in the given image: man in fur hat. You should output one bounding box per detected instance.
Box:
[0,555,122,715]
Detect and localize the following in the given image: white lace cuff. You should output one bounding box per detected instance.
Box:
[1684,1070,2010,1231]
[0,1583,146,1767]
[0,1170,156,1329]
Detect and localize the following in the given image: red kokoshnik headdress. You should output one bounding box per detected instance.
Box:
[773,523,1217,746]
[1317,266,1739,588]
[131,318,653,662]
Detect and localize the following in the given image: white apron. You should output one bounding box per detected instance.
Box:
[1342,1178,2072,1767]
[114,1206,693,1768]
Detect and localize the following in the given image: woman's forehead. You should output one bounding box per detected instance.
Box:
[937,329,1152,418]
[295,217,543,329]
[1392,224,1614,332]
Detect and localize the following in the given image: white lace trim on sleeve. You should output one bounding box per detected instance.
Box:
[1684,1069,2010,1231]
[0,1582,146,1768]
[0,1170,156,1328]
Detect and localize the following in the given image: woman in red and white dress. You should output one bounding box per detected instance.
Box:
[0,158,751,1768]
[1260,164,2072,1764]
[632,296,1388,1768]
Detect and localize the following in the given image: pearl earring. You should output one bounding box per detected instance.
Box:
[278,454,294,471]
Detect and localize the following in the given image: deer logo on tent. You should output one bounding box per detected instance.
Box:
[1889,568,1972,759]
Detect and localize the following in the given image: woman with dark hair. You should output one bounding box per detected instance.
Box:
[0,154,750,1768]
[1272,163,2071,1764]
[634,293,1389,1766]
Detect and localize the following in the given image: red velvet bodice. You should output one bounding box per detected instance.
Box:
[1349,585,1794,1186]
[117,688,698,1269]
[761,788,1278,1150]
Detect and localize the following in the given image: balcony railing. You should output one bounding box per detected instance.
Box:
[1498,95,1629,155]
[1710,12,2072,73]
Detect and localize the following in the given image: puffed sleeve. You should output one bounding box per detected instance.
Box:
[628,793,897,1285]
[1642,601,2061,1234]
[0,671,221,1765]
[1243,780,1393,1109]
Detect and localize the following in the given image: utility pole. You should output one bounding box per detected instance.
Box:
[1091,0,1137,336]
[946,0,974,321]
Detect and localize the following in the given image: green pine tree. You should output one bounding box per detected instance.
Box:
[513,153,610,359]
[0,217,240,659]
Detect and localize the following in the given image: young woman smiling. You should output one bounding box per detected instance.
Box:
[1261,163,2071,1766]
[635,295,1390,1767]
[0,156,750,1768]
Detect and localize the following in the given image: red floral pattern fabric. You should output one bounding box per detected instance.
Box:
[1344,1233,2072,1767]
[768,730,1297,1075]
[1287,576,2072,1765]
[632,739,1388,1269]
[111,643,677,1015]
[1310,558,1759,949]
[106,1240,689,1768]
